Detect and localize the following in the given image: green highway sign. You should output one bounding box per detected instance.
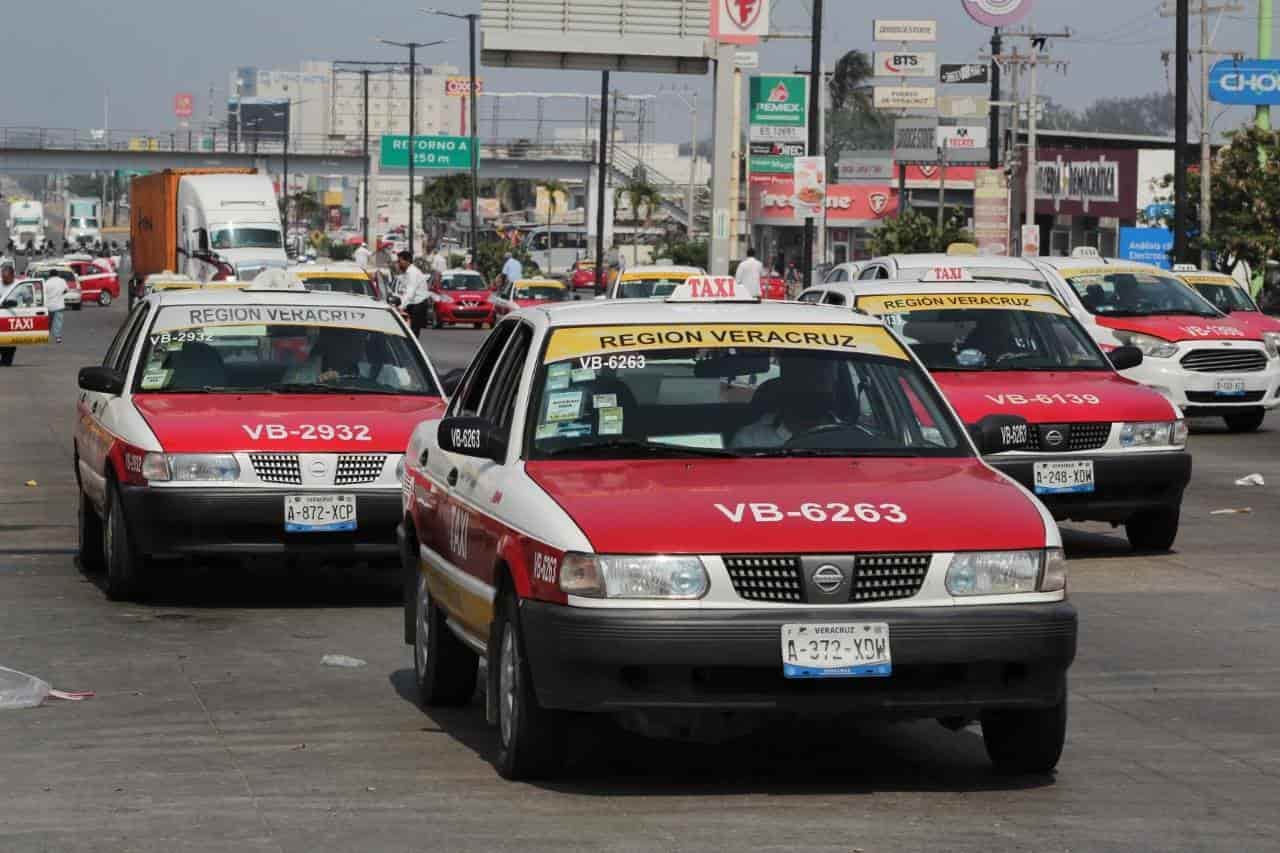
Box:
[749,75,808,127]
[380,134,476,169]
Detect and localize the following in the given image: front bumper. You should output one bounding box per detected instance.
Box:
[437,302,494,324]
[988,449,1191,523]
[1120,357,1280,413]
[520,600,1076,717]
[119,485,401,559]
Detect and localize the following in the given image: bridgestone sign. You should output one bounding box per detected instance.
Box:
[894,118,940,165]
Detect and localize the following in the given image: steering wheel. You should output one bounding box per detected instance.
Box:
[783,421,849,447]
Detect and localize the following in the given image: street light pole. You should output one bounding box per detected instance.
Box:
[801,0,823,287]
[422,9,482,257]
[362,69,371,245]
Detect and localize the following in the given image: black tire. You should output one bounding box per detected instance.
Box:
[0,348,14,366]
[473,323,483,329]
[492,589,566,780]
[77,487,105,574]
[982,695,1067,774]
[98,291,112,307]
[71,302,82,311]
[103,481,147,601]
[1125,506,1180,552]
[1223,409,1266,433]
[413,570,478,706]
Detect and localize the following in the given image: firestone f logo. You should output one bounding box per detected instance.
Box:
[726,0,763,29]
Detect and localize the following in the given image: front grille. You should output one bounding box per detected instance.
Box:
[851,554,931,602]
[1027,422,1112,452]
[723,555,803,602]
[1186,390,1267,403]
[250,453,301,485]
[1180,349,1268,373]
[335,454,387,485]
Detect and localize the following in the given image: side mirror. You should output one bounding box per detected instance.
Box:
[78,365,125,396]
[1108,345,1144,371]
[969,414,1030,455]
[2,298,17,309]
[437,415,505,462]
[438,367,464,397]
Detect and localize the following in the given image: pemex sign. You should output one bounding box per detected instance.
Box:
[750,75,808,127]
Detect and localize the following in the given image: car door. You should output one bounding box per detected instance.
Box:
[0,280,50,345]
[493,280,515,318]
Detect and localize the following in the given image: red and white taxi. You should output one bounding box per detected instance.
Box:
[400,276,1076,780]
[840,275,1190,551]
[428,269,496,329]
[492,277,571,319]
[1033,258,1280,432]
[0,277,51,366]
[65,255,121,306]
[1174,267,1280,340]
[74,283,445,600]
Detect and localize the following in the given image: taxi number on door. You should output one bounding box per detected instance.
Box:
[714,502,908,523]
[243,424,372,441]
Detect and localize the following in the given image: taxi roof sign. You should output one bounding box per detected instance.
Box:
[667,275,759,303]
[1172,263,1198,272]
[920,266,975,283]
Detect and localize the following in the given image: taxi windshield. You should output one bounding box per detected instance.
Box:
[1191,281,1258,314]
[863,294,1109,372]
[527,324,966,459]
[1067,270,1220,318]
[133,305,437,396]
[210,227,282,250]
[296,276,375,298]
[616,276,691,299]
[440,273,487,291]
[515,284,569,302]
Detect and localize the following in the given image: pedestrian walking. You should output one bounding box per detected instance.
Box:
[734,248,763,298]
[353,242,372,271]
[784,262,801,299]
[43,270,68,344]
[396,250,431,336]
[501,252,523,286]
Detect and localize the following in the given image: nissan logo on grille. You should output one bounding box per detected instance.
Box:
[1043,428,1066,448]
[309,459,328,477]
[811,564,845,594]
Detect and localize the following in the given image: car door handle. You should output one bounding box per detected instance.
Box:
[419,448,429,466]
[447,467,459,487]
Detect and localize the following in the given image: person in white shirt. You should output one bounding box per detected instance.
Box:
[42,273,69,344]
[395,251,431,336]
[734,247,763,298]
[501,252,523,288]
[353,243,372,271]
[431,250,448,276]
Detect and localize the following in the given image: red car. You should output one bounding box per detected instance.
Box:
[428,270,496,329]
[492,278,571,319]
[760,273,787,301]
[569,260,605,294]
[66,257,121,306]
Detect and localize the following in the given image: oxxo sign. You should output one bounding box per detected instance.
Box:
[1209,59,1280,105]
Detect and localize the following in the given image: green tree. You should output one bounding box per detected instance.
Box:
[615,176,664,266]
[416,174,473,250]
[826,50,891,163]
[869,210,970,256]
[286,191,321,232]
[536,178,568,274]
[651,235,708,269]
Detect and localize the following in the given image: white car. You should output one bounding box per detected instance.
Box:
[1033,257,1280,433]
[820,261,866,284]
[856,254,1054,290]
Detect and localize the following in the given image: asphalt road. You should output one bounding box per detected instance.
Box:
[2,301,1279,853]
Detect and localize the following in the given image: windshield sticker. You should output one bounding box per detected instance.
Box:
[140,370,171,390]
[543,324,908,363]
[858,293,1069,316]
[592,393,617,409]
[545,391,584,422]
[598,406,624,436]
[547,363,572,390]
[535,423,560,440]
[571,367,597,383]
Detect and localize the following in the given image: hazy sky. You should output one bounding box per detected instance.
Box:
[5,0,1271,140]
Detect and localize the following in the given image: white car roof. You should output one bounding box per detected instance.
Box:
[621,265,705,276]
[879,254,1044,271]
[149,288,394,310]
[516,297,884,330]
[1034,256,1166,273]
[845,280,1057,299]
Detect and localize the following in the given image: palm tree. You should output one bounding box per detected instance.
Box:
[416,174,472,251]
[286,190,321,233]
[536,179,567,275]
[615,177,663,266]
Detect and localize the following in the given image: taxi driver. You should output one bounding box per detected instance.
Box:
[732,356,844,449]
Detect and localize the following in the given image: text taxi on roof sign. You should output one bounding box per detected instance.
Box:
[0,276,52,366]
[1031,257,1280,434]
[399,283,1076,780]
[73,285,445,601]
[830,279,1191,552]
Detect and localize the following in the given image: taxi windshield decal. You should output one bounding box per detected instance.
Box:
[542,324,910,364]
[151,305,403,336]
[858,292,1068,317]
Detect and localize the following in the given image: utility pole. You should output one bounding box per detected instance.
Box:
[989,28,1003,170]
[1175,0,1190,263]
[801,0,823,287]
[1261,0,1274,129]
[362,69,371,245]
[596,71,610,288]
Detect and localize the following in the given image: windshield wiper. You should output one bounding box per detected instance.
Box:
[538,438,738,458]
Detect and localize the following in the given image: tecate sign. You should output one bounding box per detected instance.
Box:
[874,52,937,79]
[940,63,990,85]
[1209,59,1280,105]
[873,19,938,42]
[874,86,937,110]
[937,125,989,150]
[1036,156,1120,212]
[962,0,1033,27]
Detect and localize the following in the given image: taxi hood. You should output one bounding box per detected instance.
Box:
[525,457,1046,554]
[1095,314,1255,342]
[134,394,444,453]
[1215,310,1280,338]
[931,370,1174,425]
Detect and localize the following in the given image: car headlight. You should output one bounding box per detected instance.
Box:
[1264,331,1280,360]
[946,549,1064,596]
[1172,419,1189,447]
[1119,421,1177,448]
[437,293,454,304]
[558,553,709,599]
[1114,330,1179,359]
[166,453,241,482]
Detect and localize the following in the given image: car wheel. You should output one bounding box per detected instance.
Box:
[493,589,566,780]
[77,486,106,574]
[99,291,112,307]
[413,571,478,707]
[1223,409,1265,433]
[71,302,82,311]
[1125,506,1179,552]
[103,481,147,601]
[473,323,483,330]
[981,693,1067,774]
[0,348,14,367]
